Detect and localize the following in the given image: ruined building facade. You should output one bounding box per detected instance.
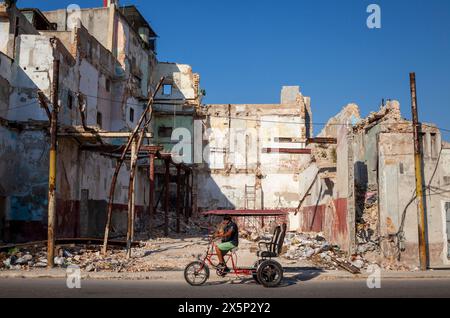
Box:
[0,1,199,242]
[1,1,449,269]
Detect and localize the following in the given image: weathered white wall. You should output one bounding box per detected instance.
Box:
[8,35,53,122]
[155,63,197,101]
[79,59,99,126]
[379,132,449,266]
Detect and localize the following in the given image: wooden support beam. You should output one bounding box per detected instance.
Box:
[59,131,153,139]
[176,166,182,234]
[164,158,170,236]
[184,169,190,221]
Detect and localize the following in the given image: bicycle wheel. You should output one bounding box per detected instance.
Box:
[184,261,210,286]
[256,260,283,288]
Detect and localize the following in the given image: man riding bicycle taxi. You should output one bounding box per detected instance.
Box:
[213,215,239,273]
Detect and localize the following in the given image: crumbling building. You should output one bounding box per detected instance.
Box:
[0,1,197,242]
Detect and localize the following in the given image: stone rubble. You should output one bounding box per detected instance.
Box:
[0,217,213,273]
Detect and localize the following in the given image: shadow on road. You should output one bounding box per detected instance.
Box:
[201,266,325,288]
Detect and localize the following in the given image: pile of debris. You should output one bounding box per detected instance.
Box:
[282,232,366,271]
[0,216,213,273]
[0,244,136,272]
[355,184,380,255]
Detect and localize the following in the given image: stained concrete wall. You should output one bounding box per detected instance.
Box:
[0,6,157,242]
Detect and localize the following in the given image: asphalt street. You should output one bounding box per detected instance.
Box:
[1,277,450,298]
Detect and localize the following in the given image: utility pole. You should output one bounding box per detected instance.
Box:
[409,72,428,271]
[47,58,60,268]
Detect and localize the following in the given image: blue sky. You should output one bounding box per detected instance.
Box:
[18,0,450,136]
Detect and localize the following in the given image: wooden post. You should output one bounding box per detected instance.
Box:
[164,159,170,236]
[126,139,138,259]
[176,166,182,233]
[184,169,190,221]
[410,72,428,271]
[149,153,155,219]
[47,58,60,268]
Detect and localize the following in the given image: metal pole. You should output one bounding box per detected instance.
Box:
[410,72,428,271]
[47,59,60,268]
[164,159,170,236]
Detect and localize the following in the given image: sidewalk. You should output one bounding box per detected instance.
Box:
[1,268,450,281]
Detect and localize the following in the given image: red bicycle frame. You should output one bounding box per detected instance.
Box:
[200,238,254,276]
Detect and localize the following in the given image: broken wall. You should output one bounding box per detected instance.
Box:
[292,103,360,252]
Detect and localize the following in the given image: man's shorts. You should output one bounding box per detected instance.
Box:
[217,242,236,253]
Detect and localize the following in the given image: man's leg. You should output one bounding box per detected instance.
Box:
[215,245,225,265]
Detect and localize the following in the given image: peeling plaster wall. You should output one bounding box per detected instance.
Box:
[378,130,448,267]
[0,129,151,242]
[0,127,50,242]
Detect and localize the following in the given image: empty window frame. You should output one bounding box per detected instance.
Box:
[97,112,103,128]
[158,126,173,138]
[105,78,111,92]
[129,107,135,122]
[67,91,73,110]
[163,84,172,96]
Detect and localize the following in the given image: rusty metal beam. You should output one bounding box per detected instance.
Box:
[307,137,337,145]
[262,148,312,154]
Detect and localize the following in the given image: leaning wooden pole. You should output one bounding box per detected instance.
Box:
[102,78,164,255]
[410,72,428,271]
[126,117,152,258]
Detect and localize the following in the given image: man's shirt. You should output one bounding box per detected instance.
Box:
[222,221,239,247]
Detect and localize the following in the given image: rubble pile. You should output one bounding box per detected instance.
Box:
[0,245,134,272]
[353,100,406,133]
[355,184,380,255]
[0,218,211,273]
[282,232,364,271]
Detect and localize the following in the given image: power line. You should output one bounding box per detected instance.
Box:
[4,87,450,134]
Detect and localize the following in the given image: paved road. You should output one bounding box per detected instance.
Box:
[1,277,450,298]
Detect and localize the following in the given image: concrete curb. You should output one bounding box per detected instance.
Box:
[2,269,450,281]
